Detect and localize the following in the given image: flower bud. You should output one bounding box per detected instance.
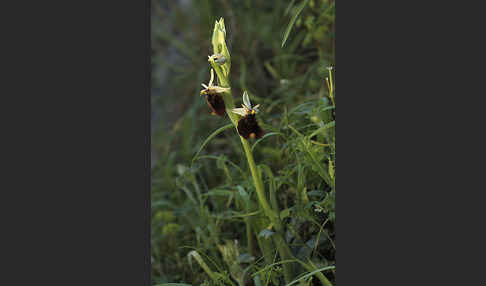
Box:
[211,18,231,76]
[208,53,227,65]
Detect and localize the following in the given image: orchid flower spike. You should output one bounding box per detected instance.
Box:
[231,91,260,116]
[200,68,230,96]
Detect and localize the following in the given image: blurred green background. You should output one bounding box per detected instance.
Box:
[152,0,335,284]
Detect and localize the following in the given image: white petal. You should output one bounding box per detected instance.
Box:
[243,91,251,109]
[231,108,248,116]
[209,69,215,86]
[212,86,230,93]
[241,104,251,113]
[215,56,226,64]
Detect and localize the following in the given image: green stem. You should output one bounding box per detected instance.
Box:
[244,217,254,256]
[211,59,277,223]
[210,57,296,284]
[241,140,295,283]
[240,139,276,220]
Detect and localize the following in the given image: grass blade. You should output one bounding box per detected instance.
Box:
[284,0,297,16]
[196,155,248,180]
[282,0,309,48]
[251,259,298,277]
[285,266,335,286]
[187,250,219,283]
[192,123,234,164]
[251,132,284,152]
[308,121,335,138]
[155,284,192,286]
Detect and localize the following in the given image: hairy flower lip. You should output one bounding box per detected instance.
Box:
[199,68,229,117]
[231,91,264,139]
[236,113,264,140]
[203,92,226,117]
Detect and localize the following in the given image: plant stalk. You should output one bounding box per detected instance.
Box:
[209,59,295,283]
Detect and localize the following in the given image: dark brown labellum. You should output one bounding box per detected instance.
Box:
[205,92,226,116]
[237,114,264,139]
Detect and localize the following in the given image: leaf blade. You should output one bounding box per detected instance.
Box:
[282,0,310,48]
[251,132,284,152]
[192,123,234,164]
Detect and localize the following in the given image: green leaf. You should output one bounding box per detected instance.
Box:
[192,123,234,164]
[251,132,284,152]
[308,121,335,138]
[284,0,297,16]
[155,284,192,286]
[258,229,275,239]
[264,61,280,79]
[280,208,291,219]
[282,0,310,48]
[195,155,247,180]
[285,266,335,286]
[203,189,234,197]
[187,250,219,283]
[319,105,335,112]
[236,186,249,201]
[307,190,325,197]
[251,260,299,277]
[237,253,255,264]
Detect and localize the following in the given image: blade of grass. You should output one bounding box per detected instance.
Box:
[192,123,234,164]
[282,0,310,48]
[284,0,297,16]
[155,284,192,286]
[308,121,335,139]
[155,29,200,64]
[251,259,299,277]
[251,132,284,152]
[285,266,335,286]
[196,155,248,180]
[187,250,219,282]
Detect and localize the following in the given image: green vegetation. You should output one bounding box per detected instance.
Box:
[152,1,335,285]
